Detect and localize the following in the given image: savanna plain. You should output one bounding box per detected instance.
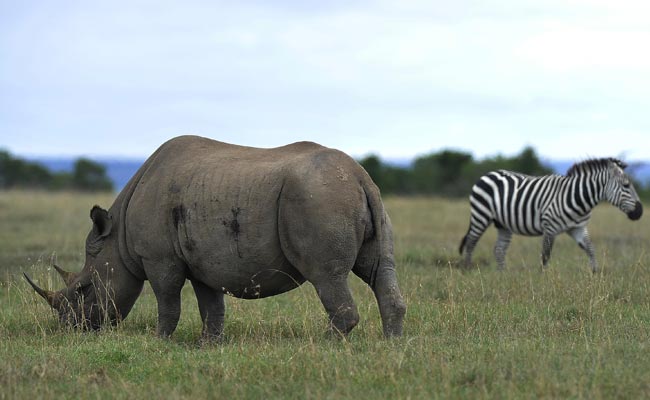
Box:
[1,190,650,399]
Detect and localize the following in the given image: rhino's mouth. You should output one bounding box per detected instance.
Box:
[60,303,107,331]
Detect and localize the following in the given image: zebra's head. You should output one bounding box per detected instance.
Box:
[603,159,643,220]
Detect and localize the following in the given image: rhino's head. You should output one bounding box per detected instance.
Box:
[25,206,143,330]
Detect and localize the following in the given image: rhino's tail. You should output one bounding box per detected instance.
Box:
[364,183,385,243]
[356,178,388,288]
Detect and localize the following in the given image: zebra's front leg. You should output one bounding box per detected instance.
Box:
[541,233,555,268]
[494,229,512,270]
[568,227,598,273]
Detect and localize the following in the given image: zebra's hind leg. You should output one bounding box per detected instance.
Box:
[460,225,489,268]
[541,233,556,268]
[494,229,513,270]
[568,227,598,273]
[462,236,478,268]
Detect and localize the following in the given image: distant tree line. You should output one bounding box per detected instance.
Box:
[3,146,648,199]
[359,146,554,197]
[0,150,113,192]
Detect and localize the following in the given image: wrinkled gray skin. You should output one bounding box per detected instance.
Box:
[25,135,406,340]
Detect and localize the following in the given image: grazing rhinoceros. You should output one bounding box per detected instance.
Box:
[25,135,406,340]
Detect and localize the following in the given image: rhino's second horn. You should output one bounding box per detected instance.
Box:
[53,264,78,287]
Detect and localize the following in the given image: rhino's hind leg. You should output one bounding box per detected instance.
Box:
[372,263,406,337]
[353,254,406,338]
[312,277,360,337]
[190,279,225,342]
[278,179,370,338]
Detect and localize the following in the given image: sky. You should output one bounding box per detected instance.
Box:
[1,0,649,162]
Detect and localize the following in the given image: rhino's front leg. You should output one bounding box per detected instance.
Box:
[144,260,186,338]
[190,279,225,342]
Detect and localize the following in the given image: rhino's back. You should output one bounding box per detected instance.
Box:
[123,136,369,298]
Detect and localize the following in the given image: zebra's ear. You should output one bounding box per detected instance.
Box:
[613,159,628,170]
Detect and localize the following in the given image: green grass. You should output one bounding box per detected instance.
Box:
[2,191,650,399]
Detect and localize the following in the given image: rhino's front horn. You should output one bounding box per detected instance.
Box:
[53,264,77,286]
[23,273,60,308]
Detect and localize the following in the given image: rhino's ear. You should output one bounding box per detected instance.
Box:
[90,206,112,238]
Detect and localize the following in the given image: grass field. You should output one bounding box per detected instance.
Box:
[1,191,649,399]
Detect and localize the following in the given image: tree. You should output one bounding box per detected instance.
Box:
[359,154,384,189]
[71,158,114,192]
[412,150,473,196]
[511,146,553,176]
[0,150,53,189]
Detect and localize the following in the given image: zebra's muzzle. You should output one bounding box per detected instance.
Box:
[627,201,643,221]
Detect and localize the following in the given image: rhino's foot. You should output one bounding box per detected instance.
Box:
[323,310,360,341]
[199,332,225,347]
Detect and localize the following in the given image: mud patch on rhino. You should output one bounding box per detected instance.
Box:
[336,166,349,181]
[172,204,186,229]
[222,207,242,258]
[171,204,197,253]
[227,207,241,236]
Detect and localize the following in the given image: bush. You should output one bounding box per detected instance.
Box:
[0,150,113,192]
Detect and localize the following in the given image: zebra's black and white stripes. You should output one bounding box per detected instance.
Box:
[459,158,643,272]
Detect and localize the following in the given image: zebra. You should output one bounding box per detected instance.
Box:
[459,158,643,272]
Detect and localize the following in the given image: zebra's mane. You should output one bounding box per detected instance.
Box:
[566,158,627,177]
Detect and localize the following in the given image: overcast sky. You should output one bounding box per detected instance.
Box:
[1,0,649,161]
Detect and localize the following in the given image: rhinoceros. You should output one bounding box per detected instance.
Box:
[25,135,406,339]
